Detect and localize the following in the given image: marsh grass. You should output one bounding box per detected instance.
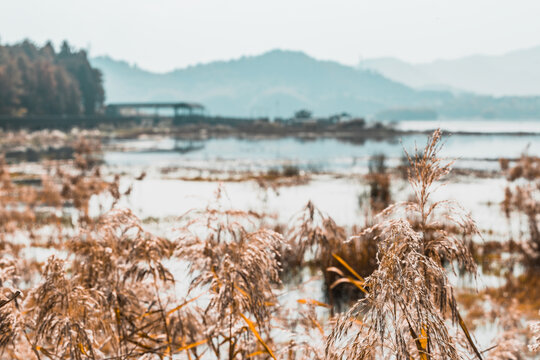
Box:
[283,201,378,312]
[327,130,483,359]
[366,153,391,214]
[174,187,284,359]
[0,129,537,359]
[501,153,539,270]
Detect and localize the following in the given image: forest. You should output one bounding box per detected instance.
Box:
[0,40,104,116]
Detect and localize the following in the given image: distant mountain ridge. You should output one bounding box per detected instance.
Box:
[91,50,451,117]
[360,45,540,96]
[91,49,540,119]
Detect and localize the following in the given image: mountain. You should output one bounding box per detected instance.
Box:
[91,50,451,118]
[360,46,540,96]
[91,50,540,119]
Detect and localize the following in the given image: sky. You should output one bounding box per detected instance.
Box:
[1,0,540,73]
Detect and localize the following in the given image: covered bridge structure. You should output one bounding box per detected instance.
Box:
[106,102,205,118]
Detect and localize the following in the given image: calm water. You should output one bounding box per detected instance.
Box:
[392,118,540,133]
[105,132,540,172]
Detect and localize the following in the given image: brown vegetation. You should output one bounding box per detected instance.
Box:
[327,130,483,359]
[0,129,538,359]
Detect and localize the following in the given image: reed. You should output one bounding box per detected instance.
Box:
[0,129,537,359]
[501,153,540,270]
[327,130,482,359]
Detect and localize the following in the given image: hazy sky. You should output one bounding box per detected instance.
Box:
[1,0,540,73]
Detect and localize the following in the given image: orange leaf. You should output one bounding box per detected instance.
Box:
[167,293,203,317]
[297,298,331,308]
[332,253,365,282]
[175,339,208,353]
[330,277,367,294]
[247,350,266,357]
[239,312,276,360]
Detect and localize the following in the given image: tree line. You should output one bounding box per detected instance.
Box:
[0,39,104,116]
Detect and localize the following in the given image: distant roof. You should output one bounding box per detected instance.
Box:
[107,102,204,110]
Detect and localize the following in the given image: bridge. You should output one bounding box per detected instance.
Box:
[106,102,205,118]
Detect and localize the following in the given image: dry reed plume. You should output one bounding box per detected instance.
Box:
[327,130,482,359]
[174,187,284,359]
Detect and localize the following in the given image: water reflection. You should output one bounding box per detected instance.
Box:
[105,134,540,172]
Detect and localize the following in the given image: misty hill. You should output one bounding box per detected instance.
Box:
[361,45,540,96]
[92,50,540,119]
[91,50,451,118]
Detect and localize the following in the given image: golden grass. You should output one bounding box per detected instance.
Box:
[0,129,537,359]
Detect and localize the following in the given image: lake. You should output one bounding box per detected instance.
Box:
[104,120,540,173]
